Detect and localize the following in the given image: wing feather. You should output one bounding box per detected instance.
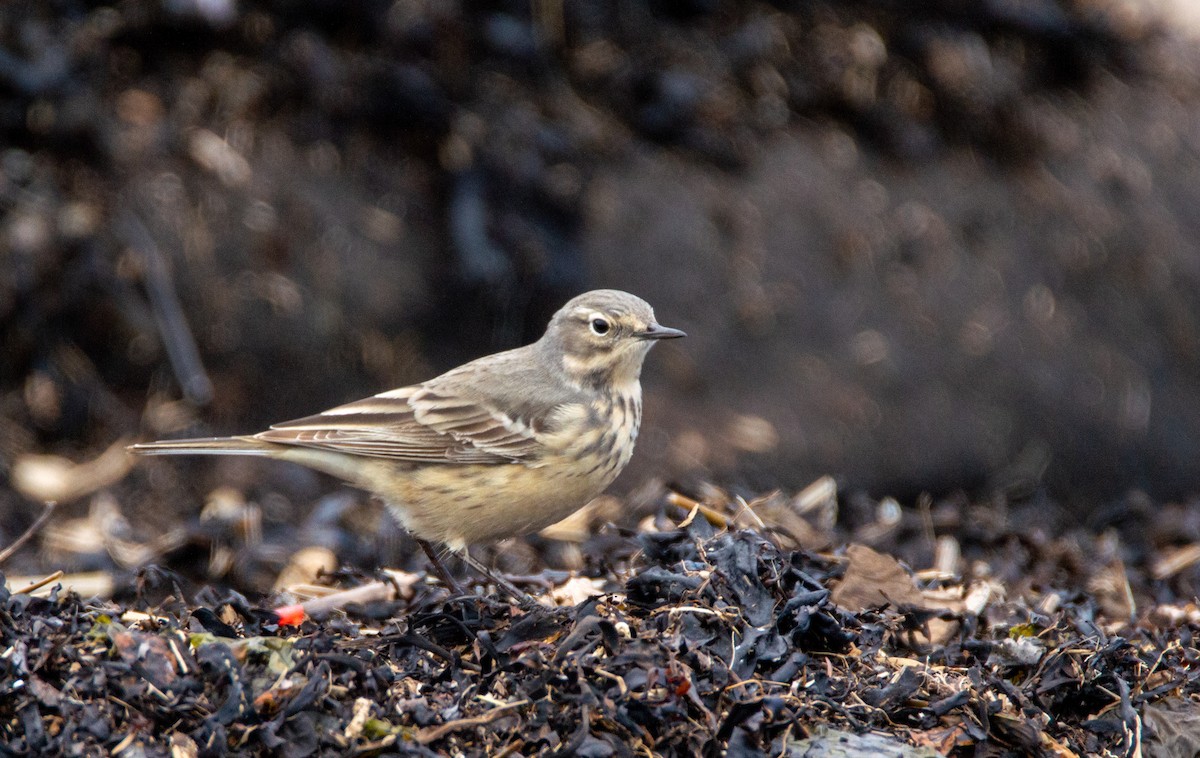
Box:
[253,384,551,464]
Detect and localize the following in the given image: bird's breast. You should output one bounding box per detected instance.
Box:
[607,386,643,459]
[534,385,639,468]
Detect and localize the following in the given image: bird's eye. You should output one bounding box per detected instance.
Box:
[590,317,611,336]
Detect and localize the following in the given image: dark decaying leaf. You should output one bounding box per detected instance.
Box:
[0,519,1194,756]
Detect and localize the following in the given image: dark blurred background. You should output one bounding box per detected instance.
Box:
[3,0,1200,555]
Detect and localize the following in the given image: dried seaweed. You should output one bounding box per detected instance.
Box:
[5,504,1199,755]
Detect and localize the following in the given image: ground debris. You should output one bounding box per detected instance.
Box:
[3,492,1198,757]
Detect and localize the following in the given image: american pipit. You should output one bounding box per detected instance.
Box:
[130,289,684,596]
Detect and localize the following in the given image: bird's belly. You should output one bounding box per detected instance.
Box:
[378,456,619,550]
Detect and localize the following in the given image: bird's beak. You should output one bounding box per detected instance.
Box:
[635,323,687,340]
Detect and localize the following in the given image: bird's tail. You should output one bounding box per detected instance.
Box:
[127,436,274,457]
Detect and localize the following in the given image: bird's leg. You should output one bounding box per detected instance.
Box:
[416,538,537,603]
[416,538,466,595]
[456,551,538,603]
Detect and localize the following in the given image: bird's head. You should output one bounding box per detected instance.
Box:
[541,289,685,389]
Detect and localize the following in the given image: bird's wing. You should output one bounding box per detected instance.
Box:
[253,384,553,464]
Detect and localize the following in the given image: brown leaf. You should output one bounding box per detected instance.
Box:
[832,544,923,611]
[111,629,178,690]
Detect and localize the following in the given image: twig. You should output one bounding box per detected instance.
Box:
[13,570,65,595]
[274,579,404,625]
[0,500,58,565]
[118,209,214,405]
[668,492,728,528]
[416,700,529,744]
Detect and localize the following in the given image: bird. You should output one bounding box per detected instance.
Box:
[129,289,685,596]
